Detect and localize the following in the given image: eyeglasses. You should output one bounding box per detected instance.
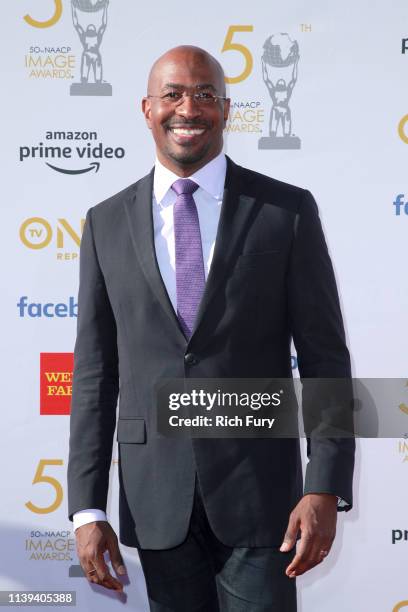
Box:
[147,91,228,106]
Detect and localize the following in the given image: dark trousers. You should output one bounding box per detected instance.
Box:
[137,476,297,612]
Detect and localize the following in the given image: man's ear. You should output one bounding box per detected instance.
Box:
[142,97,152,129]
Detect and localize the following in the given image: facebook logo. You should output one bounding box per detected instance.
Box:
[17,296,78,318]
[393,194,408,215]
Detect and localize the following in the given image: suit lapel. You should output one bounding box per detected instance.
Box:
[189,156,258,342]
[124,168,187,346]
[124,156,259,345]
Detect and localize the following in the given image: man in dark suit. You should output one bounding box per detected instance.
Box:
[68,45,354,611]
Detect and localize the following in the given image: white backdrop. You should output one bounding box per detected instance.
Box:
[1,1,408,610]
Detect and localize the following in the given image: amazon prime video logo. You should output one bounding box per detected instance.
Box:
[70,0,112,96]
[19,130,125,176]
[258,33,301,150]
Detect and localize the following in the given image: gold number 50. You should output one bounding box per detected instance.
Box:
[25,459,63,514]
[24,0,63,28]
[222,25,254,84]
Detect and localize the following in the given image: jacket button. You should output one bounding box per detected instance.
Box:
[184,353,198,365]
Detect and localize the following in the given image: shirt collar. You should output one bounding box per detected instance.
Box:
[153,151,227,205]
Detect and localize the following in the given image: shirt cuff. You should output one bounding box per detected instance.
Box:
[72,509,107,532]
[337,496,349,509]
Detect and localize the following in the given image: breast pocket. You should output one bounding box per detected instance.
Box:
[116,417,146,444]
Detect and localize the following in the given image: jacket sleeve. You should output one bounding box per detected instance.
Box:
[287,189,355,511]
[67,207,119,521]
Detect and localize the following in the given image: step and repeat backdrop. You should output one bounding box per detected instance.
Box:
[1,0,408,610]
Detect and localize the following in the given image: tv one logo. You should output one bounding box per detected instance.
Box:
[398,115,408,144]
[19,217,85,260]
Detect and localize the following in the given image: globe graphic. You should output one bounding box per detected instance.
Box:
[262,33,299,68]
[72,0,107,12]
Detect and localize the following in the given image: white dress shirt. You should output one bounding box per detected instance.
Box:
[72,152,227,531]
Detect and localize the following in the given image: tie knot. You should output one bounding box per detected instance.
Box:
[171,178,199,196]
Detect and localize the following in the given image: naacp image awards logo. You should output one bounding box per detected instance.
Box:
[259,33,301,150]
[70,0,112,96]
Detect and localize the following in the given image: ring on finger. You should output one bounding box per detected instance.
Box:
[87,569,97,575]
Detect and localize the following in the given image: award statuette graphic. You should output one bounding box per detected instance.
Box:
[258,33,301,150]
[70,0,112,96]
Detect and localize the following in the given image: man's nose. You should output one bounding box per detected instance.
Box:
[175,94,202,119]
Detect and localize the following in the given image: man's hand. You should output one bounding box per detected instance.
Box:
[75,521,126,591]
[280,493,337,578]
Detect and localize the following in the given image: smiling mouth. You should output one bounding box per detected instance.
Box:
[169,127,206,136]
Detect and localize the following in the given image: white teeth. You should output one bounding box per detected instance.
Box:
[172,128,205,135]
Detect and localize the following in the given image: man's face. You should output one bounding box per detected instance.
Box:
[142,50,230,176]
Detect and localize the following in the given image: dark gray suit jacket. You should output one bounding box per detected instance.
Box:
[67,156,354,550]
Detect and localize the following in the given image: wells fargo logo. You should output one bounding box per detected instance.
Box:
[40,352,73,415]
[19,217,85,260]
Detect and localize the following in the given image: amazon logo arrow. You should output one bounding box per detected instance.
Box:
[45,162,100,175]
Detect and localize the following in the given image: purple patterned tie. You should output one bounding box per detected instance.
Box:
[172,178,205,339]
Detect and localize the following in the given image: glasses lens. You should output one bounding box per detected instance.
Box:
[195,93,216,104]
[159,91,218,105]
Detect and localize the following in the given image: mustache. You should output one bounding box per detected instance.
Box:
[165,119,211,129]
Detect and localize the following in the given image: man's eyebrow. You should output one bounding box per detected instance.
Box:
[195,83,217,91]
[161,83,217,92]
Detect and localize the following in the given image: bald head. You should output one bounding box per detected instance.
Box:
[142,45,230,176]
[147,46,226,97]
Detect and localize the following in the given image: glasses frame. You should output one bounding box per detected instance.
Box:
[146,91,229,106]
